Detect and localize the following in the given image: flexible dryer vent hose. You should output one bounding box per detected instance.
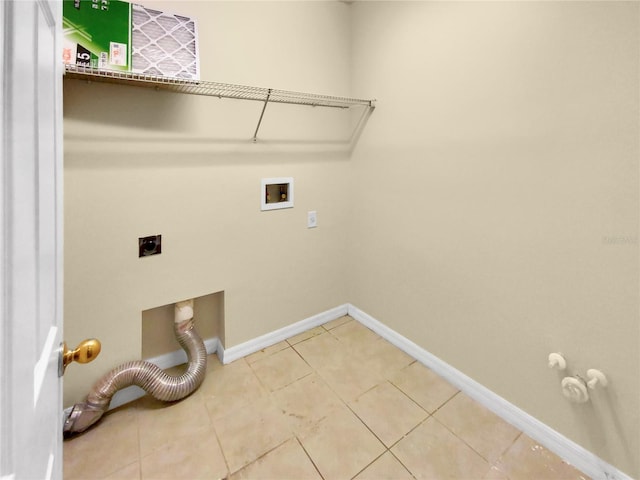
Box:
[63,301,206,436]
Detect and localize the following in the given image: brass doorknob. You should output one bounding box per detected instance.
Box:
[61,339,101,372]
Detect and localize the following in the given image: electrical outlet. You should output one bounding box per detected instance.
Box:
[307,211,317,228]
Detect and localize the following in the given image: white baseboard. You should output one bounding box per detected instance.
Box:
[219,304,349,364]
[108,336,219,410]
[346,304,632,480]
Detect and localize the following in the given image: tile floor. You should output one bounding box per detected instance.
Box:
[64,315,591,480]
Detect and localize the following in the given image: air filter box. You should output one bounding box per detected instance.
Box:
[63,0,199,80]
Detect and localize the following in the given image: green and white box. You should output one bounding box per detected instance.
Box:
[63,0,131,71]
[63,0,199,79]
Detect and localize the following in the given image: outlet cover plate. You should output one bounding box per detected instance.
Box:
[307,210,317,228]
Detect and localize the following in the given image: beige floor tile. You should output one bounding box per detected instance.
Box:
[140,424,228,480]
[330,320,381,354]
[292,331,352,369]
[317,360,386,402]
[245,341,290,364]
[250,347,313,391]
[349,381,428,447]
[434,392,521,463]
[206,352,223,366]
[63,405,139,479]
[103,462,141,480]
[213,396,293,474]
[137,391,211,457]
[271,372,344,436]
[322,315,353,330]
[391,417,490,479]
[495,434,591,480]
[287,326,326,345]
[389,361,459,413]
[300,405,386,480]
[353,338,415,379]
[200,355,249,384]
[231,438,322,480]
[201,358,268,420]
[483,465,510,480]
[353,452,414,480]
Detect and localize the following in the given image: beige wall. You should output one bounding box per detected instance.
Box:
[63,1,354,406]
[348,2,639,477]
[64,1,639,476]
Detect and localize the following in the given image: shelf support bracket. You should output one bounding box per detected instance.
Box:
[253,88,272,142]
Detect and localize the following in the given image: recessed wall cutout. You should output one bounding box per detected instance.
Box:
[261,177,294,211]
[139,235,162,257]
[142,291,225,359]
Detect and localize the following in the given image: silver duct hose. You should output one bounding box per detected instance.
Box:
[64,301,206,436]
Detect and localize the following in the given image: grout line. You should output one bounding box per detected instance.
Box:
[350,380,382,403]
[344,398,388,449]
[349,449,389,480]
[295,435,326,480]
[385,377,431,417]
[210,422,232,480]
[289,331,342,371]
[429,414,499,467]
[292,348,316,372]
[290,341,314,368]
[229,437,295,478]
[286,325,327,346]
[270,370,316,394]
[322,315,354,331]
[429,389,461,415]
[246,348,280,393]
[504,430,524,454]
[388,449,418,480]
[493,430,524,469]
[385,414,433,452]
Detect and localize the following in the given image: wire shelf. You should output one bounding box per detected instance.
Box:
[63,65,375,109]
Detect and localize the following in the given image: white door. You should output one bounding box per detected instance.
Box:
[0,0,64,479]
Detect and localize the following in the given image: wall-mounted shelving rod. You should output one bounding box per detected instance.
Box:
[63,65,376,140]
[253,88,272,142]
